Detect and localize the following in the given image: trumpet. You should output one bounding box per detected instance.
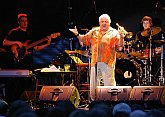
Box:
[116,23,128,35]
[116,23,133,38]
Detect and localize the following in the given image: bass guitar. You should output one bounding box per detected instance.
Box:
[11,32,60,62]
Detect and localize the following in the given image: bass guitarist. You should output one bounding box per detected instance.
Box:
[2,13,61,103]
[3,13,53,70]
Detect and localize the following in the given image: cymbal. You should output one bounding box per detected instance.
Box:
[116,52,128,59]
[153,40,165,44]
[141,27,161,37]
[129,51,148,59]
[129,51,141,57]
[130,49,158,59]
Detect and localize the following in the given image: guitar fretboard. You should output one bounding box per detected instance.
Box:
[26,37,48,49]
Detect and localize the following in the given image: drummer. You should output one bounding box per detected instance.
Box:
[134,15,163,80]
[134,15,162,56]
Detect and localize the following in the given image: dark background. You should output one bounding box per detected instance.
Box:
[0,0,165,66]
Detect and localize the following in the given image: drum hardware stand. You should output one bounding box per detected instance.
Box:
[142,59,149,85]
[134,60,143,86]
[137,63,143,86]
[158,34,164,85]
[146,30,153,85]
[149,33,152,84]
[142,59,148,86]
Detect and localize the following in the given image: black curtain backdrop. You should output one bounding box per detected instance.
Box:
[0,0,165,67]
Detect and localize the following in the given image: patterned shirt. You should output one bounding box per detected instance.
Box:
[80,27,122,68]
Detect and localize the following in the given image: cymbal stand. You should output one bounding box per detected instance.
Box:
[148,31,153,85]
[142,59,148,85]
[159,34,164,85]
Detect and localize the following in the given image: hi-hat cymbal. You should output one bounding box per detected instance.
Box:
[141,27,161,37]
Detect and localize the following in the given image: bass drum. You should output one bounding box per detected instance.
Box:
[115,59,143,86]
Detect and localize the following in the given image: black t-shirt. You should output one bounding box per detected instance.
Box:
[5,27,35,70]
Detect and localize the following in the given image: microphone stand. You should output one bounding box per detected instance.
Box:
[69,38,74,70]
[78,29,91,108]
[85,30,91,108]
[82,29,91,106]
[86,48,91,107]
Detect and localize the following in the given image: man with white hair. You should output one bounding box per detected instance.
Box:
[69,14,124,100]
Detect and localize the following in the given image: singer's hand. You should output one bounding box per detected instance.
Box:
[69,26,79,36]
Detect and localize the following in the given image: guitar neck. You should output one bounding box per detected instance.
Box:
[26,37,48,49]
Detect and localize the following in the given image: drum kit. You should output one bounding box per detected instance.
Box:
[115,27,165,86]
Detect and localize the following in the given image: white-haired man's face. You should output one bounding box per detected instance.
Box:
[99,17,110,31]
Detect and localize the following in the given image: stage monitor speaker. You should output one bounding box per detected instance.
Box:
[39,86,80,107]
[96,86,132,101]
[161,86,165,105]
[130,86,164,101]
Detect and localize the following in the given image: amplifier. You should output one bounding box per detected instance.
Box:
[0,69,31,77]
